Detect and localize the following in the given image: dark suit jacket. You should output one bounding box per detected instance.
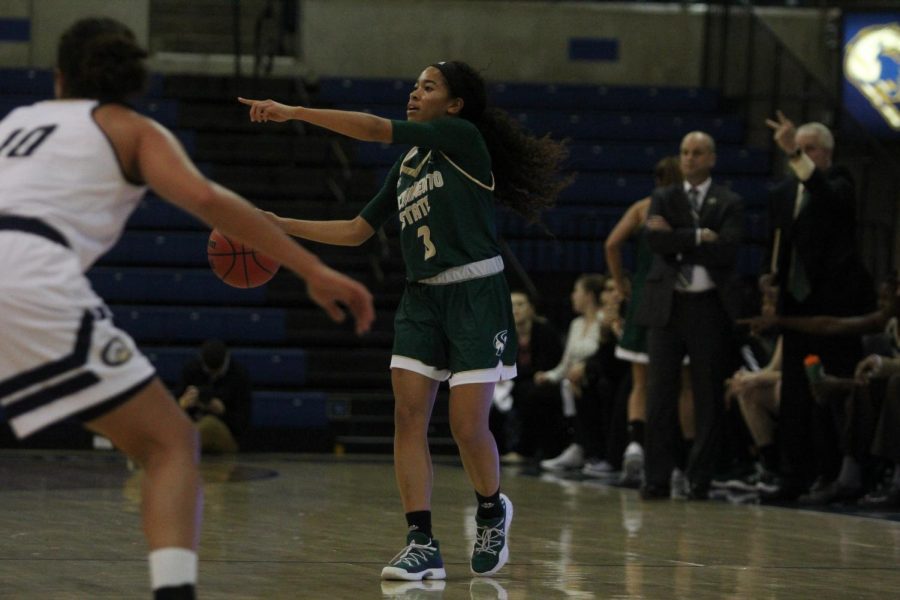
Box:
[762,166,874,316]
[634,182,744,327]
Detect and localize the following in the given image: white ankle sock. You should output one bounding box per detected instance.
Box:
[149,548,197,590]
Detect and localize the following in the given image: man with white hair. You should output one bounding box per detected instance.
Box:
[759,112,875,503]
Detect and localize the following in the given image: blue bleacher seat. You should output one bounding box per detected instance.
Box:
[560,173,654,205]
[558,173,774,206]
[487,82,719,112]
[127,194,206,230]
[512,111,744,142]
[352,142,402,167]
[0,69,175,124]
[743,210,769,242]
[738,244,764,275]
[134,98,179,127]
[171,129,195,155]
[111,305,287,343]
[144,73,165,98]
[1,98,179,126]
[318,76,720,113]
[504,205,768,277]
[89,267,267,304]
[251,391,328,428]
[0,68,53,95]
[102,230,209,266]
[329,104,744,143]
[144,346,308,387]
[505,238,603,273]
[318,77,412,105]
[721,176,777,206]
[565,143,770,174]
[353,140,769,175]
[0,68,162,96]
[332,104,406,121]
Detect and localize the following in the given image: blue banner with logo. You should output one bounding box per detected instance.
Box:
[843,11,900,139]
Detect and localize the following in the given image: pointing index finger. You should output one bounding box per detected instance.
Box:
[237,97,258,106]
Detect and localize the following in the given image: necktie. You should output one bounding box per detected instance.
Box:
[788,186,811,302]
[677,188,700,287]
[688,187,701,217]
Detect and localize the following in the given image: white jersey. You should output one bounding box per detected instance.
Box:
[0,99,146,271]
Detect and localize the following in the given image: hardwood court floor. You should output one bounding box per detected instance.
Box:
[0,451,898,599]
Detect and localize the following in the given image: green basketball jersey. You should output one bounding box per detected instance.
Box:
[359,117,501,282]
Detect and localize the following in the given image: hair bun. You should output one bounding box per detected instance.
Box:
[58,18,148,101]
[80,33,148,100]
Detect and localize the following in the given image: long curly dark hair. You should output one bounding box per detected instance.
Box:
[57,17,148,102]
[432,61,571,223]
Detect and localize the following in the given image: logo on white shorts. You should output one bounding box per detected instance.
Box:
[101,337,133,366]
[493,330,508,357]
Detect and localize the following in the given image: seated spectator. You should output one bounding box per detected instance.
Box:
[537,274,606,471]
[716,287,782,493]
[176,339,252,453]
[495,290,564,463]
[719,336,782,493]
[741,272,898,504]
[578,276,631,477]
[856,350,900,508]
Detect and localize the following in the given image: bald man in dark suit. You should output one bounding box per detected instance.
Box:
[636,131,743,500]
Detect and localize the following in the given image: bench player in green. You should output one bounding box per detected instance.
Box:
[239,61,567,580]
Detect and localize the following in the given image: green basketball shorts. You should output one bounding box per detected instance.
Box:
[391,273,517,386]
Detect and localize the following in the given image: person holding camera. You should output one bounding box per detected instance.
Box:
[176,340,251,453]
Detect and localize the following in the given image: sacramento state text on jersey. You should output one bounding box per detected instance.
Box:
[360,118,500,281]
[397,167,443,230]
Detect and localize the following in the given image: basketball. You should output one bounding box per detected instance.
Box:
[207,229,280,288]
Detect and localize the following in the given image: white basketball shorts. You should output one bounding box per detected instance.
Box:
[0,228,156,438]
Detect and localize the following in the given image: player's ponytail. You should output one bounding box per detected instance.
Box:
[432,61,571,223]
[58,18,148,102]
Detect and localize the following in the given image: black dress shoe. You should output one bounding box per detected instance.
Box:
[640,483,670,500]
[799,481,865,506]
[859,487,900,509]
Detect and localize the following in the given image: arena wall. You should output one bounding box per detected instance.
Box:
[298,0,829,86]
[0,0,148,68]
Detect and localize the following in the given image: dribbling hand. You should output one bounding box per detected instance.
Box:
[305,263,375,336]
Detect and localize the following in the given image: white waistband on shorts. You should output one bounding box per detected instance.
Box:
[417,255,504,286]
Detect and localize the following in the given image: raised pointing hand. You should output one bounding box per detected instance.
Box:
[764,110,797,154]
[238,97,294,123]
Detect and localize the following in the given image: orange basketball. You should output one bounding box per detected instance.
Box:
[207,229,280,288]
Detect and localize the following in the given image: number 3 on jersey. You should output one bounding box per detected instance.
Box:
[417,225,436,260]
